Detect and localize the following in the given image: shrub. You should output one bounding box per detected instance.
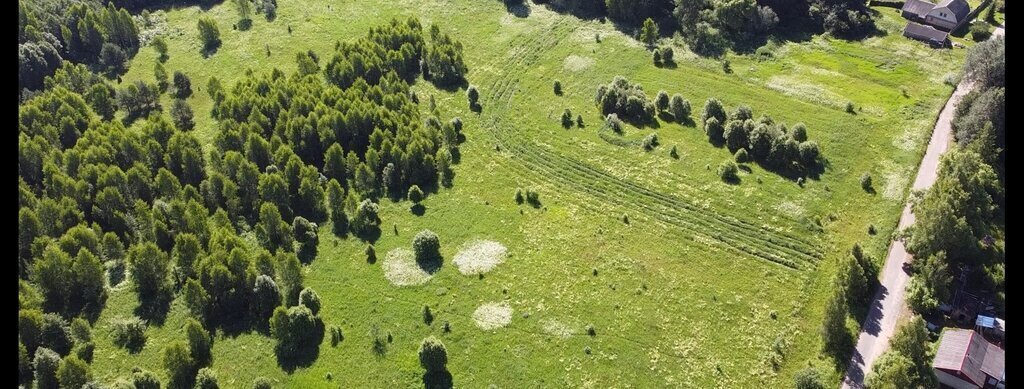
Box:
[735,148,750,163]
[330,326,343,346]
[642,133,659,151]
[185,319,212,366]
[639,18,658,46]
[514,188,524,204]
[845,101,855,113]
[605,113,624,133]
[40,313,73,356]
[860,173,873,191]
[661,46,674,63]
[132,368,162,389]
[722,59,732,73]
[100,43,128,75]
[173,71,192,98]
[466,85,479,108]
[586,324,596,336]
[561,109,573,128]
[670,94,690,122]
[704,117,724,144]
[57,356,91,389]
[655,91,669,112]
[718,160,739,182]
[653,49,662,65]
[423,305,434,325]
[171,99,195,131]
[622,213,630,224]
[868,224,877,235]
[299,288,322,315]
[253,377,273,389]
[553,80,562,95]
[794,367,826,389]
[75,341,95,363]
[270,305,320,360]
[365,244,376,263]
[595,76,655,123]
[413,230,441,265]
[408,185,424,204]
[197,17,221,51]
[670,145,679,159]
[162,342,195,388]
[970,22,992,41]
[194,368,219,389]
[576,114,584,128]
[152,37,169,61]
[350,199,380,236]
[700,98,727,125]
[112,317,147,351]
[34,347,61,389]
[418,336,448,373]
[791,123,808,142]
[525,189,540,206]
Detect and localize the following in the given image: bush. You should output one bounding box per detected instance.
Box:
[860,173,873,191]
[735,148,750,163]
[794,367,826,389]
[171,99,195,131]
[525,189,540,207]
[791,123,808,142]
[253,377,273,389]
[514,188,524,204]
[605,113,624,133]
[350,199,380,236]
[553,80,562,95]
[75,341,95,363]
[670,94,690,122]
[576,114,584,128]
[586,324,596,336]
[112,317,147,351]
[561,109,573,128]
[173,71,192,98]
[40,313,73,356]
[718,160,739,182]
[408,185,424,204]
[653,49,662,65]
[595,76,655,123]
[413,230,441,265]
[299,288,322,315]
[152,37,169,62]
[970,22,992,41]
[704,117,724,144]
[185,319,212,366]
[466,85,479,108]
[418,336,448,373]
[198,17,221,51]
[423,305,434,325]
[845,101,855,113]
[655,91,669,112]
[58,356,93,389]
[670,145,679,159]
[132,368,162,389]
[162,342,196,388]
[194,368,219,389]
[660,46,674,63]
[365,244,376,263]
[641,133,659,151]
[330,326,343,346]
[700,98,727,125]
[868,224,877,235]
[34,347,61,389]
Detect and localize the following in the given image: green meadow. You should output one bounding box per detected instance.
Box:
[89,0,966,386]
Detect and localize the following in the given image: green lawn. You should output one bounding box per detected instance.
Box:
[89,1,967,387]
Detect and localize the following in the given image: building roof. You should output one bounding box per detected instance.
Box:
[903,22,949,44]
[903,0,936,18]
[938,0,971,20]
[934,329,1005,386]
[977,315,995,329]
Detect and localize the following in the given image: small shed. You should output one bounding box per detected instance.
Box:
[903,22,950,47]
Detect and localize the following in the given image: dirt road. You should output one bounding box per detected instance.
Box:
[839,26,1002,388]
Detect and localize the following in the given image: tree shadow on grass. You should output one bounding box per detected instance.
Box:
[423,370,453,389]
[417,255,444,275]
[355,226,382,244]
[201,41,221,59]
[134,292,171,326]
[411,204,426,216]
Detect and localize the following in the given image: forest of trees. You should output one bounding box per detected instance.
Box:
[19,5,469,385]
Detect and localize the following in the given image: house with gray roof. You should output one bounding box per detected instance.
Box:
[902,0,972,30]
[933,329,1005,389]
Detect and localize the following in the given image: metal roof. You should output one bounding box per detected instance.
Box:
[977,315,996,328]
[938,0,971,20]
[903,22,949,44]
[903,0,936,18]
[934,329,1005,385]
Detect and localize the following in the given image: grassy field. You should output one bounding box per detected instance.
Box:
[89,1,967,387]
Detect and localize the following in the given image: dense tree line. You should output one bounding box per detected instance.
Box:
[19,16,469,385]
[19,0,140,92]
[905,37,1004,316]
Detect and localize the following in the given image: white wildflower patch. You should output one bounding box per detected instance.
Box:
[472,302,513,330]
[382,248,432,287]
[453,240,508,275]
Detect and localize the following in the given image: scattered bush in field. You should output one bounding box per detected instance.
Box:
[152,37,169,62]
[595,76,655,123]
[791,123,808,142]
[701,98,727,125]
[366,244,376,263]
[75,341,95,363]
[735,148,750,163]
[561,109,573,128]
[442,321,451,333]
[553,80,562,95]
[653,49,662,65]
[467,85,479,109]
[845,101,855,113]
[660,46,674,64]
[861,173,873,191]
[970,22,992,41]
[718,160,739,182]
[525,189,540,207]
[423,305,434,325]
[794,367,826,389]
[350,199,380,237]
[670,94,690,122]
[194,367,219,389]
[330,326,343,346]
[299,288,322,315]
[253,377,273,389]
[705,117,724,144]
[170,99,194,131]
[162,341,196,389]
[270,305,322,361]
[642,133,659,151]
[172,71,192,98]
[622,213,630,224]
[722,59,732,73]
[514,188,524,204]
[576,114,584,128]
[197,17,221,52]
[112,317,147,352]
[418,336,448,373]
[655,91,669,112]
[408,185,424,204]
[670,145,679,159]
[413,230,442,266]
[605,113,624,133]
[185,319,212,366]
[868,224,876,235]
[586,324,596,336]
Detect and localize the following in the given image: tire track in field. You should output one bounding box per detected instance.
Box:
[474,19,822,270]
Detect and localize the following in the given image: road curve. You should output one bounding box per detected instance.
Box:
[839,25,1002,388]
